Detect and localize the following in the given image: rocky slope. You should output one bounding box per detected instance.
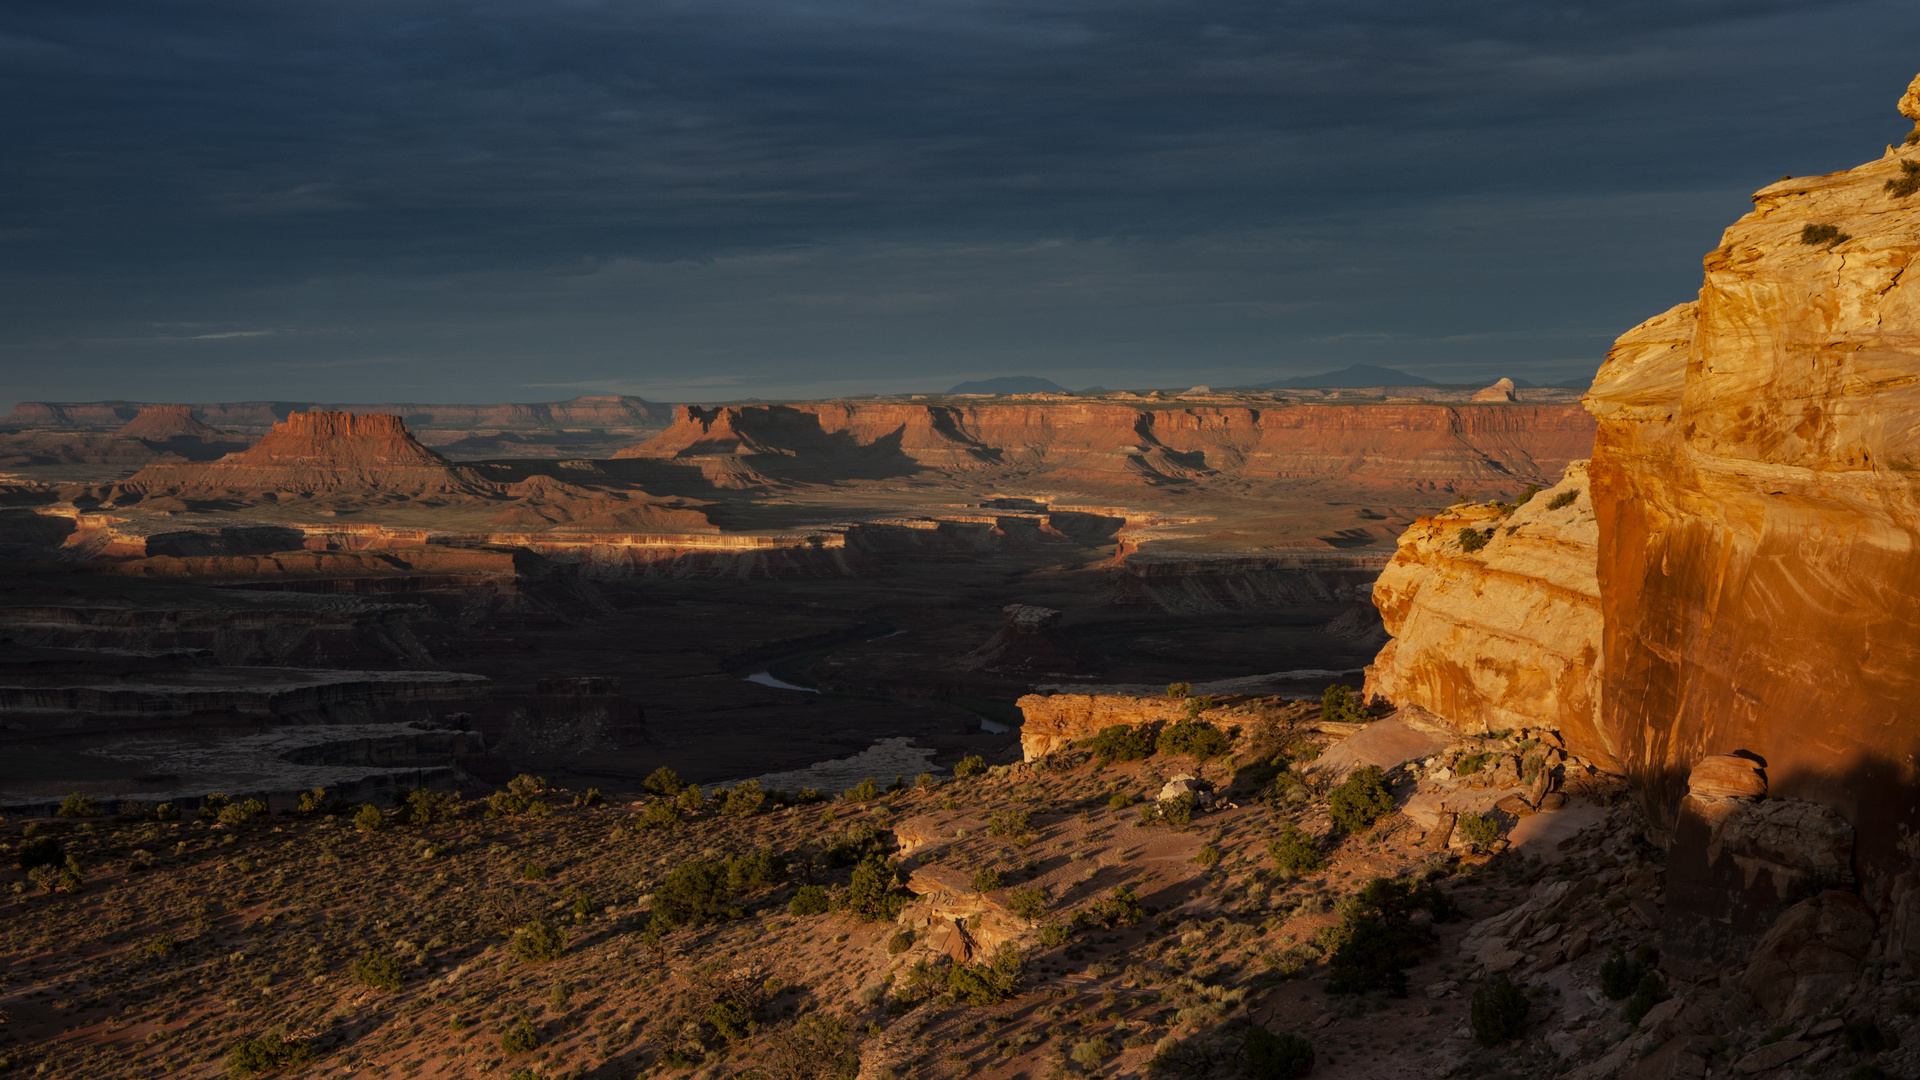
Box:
[1363,465,1606,768]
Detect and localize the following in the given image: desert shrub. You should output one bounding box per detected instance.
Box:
[1454,752,1490,775]
[1324,877,1445,996]
[948,945,1023,1005]
[1194,843,1223,865]
[1087,884,1146,928]
[1620,971,1670,1025]
[1800,222,1851,248]
[1243,1027,1315,1079]
[574,787,605,808]
[219,798,268,827]
[1458,813,1500,851]
[1599,944,1658,1000]
[760,1015,861,1080]
[952,755,987,778]
[675,784,705,813]
[56,792,98,818]
[501,1016,540,1053]
[488,775,551,817]
[721,780,767,817]
[1183,694,1219,718]
[655,851,788,927]
[1547,489,1579,510]
[1071,1035,1114,1065]
[352,804,384,832]
[1166,682,1192,699]
[17,835,64,872]
[227,1030,314,1074]
[1320,684,1366,724]
[296,787,328,815]
[843,854,909,921]
[1160,791,1195,826]
[887,930,915,955]
[404,788,456,825]
[634,801,677,830]
[1268,824,1326,876]
[988,808,1031,837]
[1007,885,1049,922]
[1457,527,1490,553]
[521,861,550,881]
[512,920,567,962]
[1887,159,1920,198]
[1083,724,1156,765]
[789,885,830,916]
[643,767,684,796]
[1156,719,1231,760]
[1471,973,1528,1045]
[143,935,180,959]
[351,950,404,991]
[972,867,1006,892]
[1038,919,1072,947]
[154,801,180,821]
[1327,766,1394,834]
[1109,791,1136,809]
[843,778,881,803]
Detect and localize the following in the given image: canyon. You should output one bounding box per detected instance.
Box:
[0,386,1583,816]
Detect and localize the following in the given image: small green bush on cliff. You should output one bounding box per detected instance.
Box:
[1166,682,1192,699]
[1800,222,1851,248]
[1472,973,1529,1045]
[1156,719,1232,760]
[952,755,987,778]
[720,780,767,817]
[351,950,404,991]
[788,885,830,916]
[227,1030,314,1075]
[1458,813,1500,851]
[1887,160,1920,198]
[56,792,99,818]
[1083,724,1155,765]
[1457,527,1491,553]
[1547,489,1579,510]
[653,850,788,927]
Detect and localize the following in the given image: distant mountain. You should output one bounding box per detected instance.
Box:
[1252,365,1434,389]
[948,376,1069,394]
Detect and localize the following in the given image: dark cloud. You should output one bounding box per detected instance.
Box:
[0,0,1914,404]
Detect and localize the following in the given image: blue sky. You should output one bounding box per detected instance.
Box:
[0,0,1916,406]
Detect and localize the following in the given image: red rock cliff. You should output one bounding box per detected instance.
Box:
[1585,132,1920,880]
[122,411,488,497]
[619,401,1595,490]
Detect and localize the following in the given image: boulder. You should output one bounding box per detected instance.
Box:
[1740,890,1875,1021]
[1157,775,1213,805]
[1686,755,1766,800]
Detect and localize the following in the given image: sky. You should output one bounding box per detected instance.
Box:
[0,1,1917,408]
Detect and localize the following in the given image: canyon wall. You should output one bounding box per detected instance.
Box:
[1362,463,1606,765]
[620,401,1595,491]
[1586,142,1920,889]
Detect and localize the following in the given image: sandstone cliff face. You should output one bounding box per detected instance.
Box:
[1362,464,1606,764]
[1585,136,1920,884]
[619,400,1594,491]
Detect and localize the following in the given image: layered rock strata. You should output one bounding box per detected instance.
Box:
[1363,463,1606,764]
[1584,118,1920,887]
[123,411,492,497]
[620,400,1595,491]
